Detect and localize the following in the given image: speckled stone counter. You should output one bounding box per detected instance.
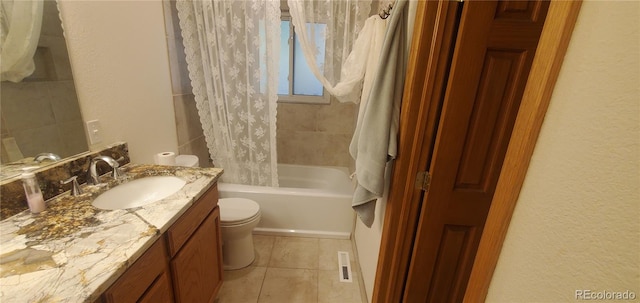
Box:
[0,164,223,302]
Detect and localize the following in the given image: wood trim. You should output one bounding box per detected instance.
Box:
[463,1,583,301]
[373,0,460,302]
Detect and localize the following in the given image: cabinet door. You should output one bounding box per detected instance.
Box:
[170,207,223,303]
[139,271,174,303]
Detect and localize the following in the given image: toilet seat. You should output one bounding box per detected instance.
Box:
[219,198,261,225]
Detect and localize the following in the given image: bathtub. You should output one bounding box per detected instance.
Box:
[218,164,355,239]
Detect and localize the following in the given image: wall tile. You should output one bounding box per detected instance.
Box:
[49,81,82,122]
[13,125,61,158]
[167,36,193,95]
[276,103,318,131]
[1,82,56,131]
[173,94,202,146]
[58,120,89,158]
[277,130,352,167]
[316,101,357,134]
[276,99,356,168]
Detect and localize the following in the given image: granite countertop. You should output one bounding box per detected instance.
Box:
[0,164,223,302]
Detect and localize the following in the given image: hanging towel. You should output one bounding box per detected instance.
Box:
[349,0,407,227]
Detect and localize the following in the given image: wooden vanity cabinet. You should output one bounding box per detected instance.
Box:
[101,237,173,303]
[100,184,223,303]
[166,185,223,303]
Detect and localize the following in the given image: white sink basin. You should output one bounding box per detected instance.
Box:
[92,176,187,210]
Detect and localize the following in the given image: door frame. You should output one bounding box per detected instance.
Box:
[373,1,583,302]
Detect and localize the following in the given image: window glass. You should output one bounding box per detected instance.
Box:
[278,21,290,95]
[292,23,326,96]
[263,18,328,102]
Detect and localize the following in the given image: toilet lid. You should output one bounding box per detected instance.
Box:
[219,198,260,224]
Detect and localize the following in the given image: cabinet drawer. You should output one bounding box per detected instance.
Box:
[166,185,218,257]
[102,238,168,303]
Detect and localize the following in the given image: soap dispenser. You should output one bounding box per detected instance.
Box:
[21,172,46,213]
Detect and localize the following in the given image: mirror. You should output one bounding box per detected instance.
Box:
[0,0,88,180]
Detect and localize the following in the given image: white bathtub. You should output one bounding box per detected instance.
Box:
[218,164,355,239]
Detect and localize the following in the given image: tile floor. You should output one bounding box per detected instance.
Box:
[216,235,365,303]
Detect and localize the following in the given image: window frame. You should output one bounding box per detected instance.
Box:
[277,8,330,105]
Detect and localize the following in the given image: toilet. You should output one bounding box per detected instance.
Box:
[174,155,199,167]
[218,198,261,270]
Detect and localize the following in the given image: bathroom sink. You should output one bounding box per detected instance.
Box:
[92,176,187,210]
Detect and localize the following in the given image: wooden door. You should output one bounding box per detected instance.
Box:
[403,1,549,302]
[374,1,582,302]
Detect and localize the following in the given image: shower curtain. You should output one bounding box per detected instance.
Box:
[176,0,281,186]
[0,0,43,82]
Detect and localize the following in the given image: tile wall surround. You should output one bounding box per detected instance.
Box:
[162,1,357,170]
[174,93,212,168]
[277,100,357,169]
[0,142,130,220]
[163,1,212,168]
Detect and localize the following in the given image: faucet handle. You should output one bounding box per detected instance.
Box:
[61,176,83,196]
[112,167,124,179]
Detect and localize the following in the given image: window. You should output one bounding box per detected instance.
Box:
[277,12,329,104]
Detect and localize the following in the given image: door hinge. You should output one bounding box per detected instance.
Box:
[415,171,431,191]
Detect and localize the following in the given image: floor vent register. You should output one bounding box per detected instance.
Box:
[337,251,353,283]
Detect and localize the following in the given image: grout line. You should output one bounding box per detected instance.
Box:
[257,235,277,303]
[249,235,367,303]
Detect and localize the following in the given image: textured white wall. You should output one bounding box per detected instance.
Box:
[487,1,640,301]
[58,0,177,164]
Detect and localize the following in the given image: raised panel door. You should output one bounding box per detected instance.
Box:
[170,207,223,303]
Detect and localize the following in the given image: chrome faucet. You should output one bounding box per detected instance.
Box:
[61,176,83,196]
[34,153,61,163]
[87,156,122,185]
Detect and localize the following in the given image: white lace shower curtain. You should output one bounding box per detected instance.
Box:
[176,0,280,186]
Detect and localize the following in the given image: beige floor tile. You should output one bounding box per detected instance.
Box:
[258,268,318,303]
[253,235,275,267]
[269,237,319,269]
[318,238,354,271]
[217,266,267,303]
[318,269,363,303]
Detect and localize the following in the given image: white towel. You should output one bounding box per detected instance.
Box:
[349,0,407,227]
